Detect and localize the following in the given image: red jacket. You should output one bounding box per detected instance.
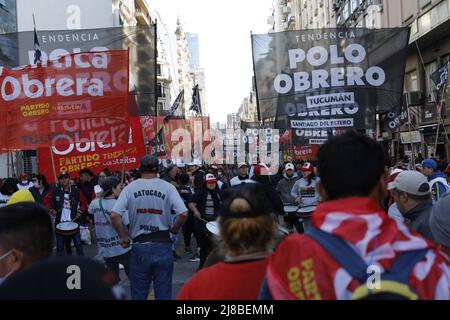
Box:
[266,197,450,300]
[177,258,269,300]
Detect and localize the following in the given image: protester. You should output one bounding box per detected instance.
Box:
[179,173,196,255]
[430,193,450,255]
[16,173,33,190]
[44,172,87,256]
[0,202,53,286]
[386,168,404,223]
[78,169,97,204]
[422,158,450,203]
[0,257,121,299]
[29,174,51,204]
[251,163,285,217]
[0,178,18,208]
[276,163,299,205]
[88,176,131,282]
[230,162,250,186]
[6,189,35,206]
[188,173,222,269]
[389,171,435,241]
[290,162,320,230]
[110,155,188,300]
[163,164,180,185]
[260,131,450,300]
[177,183,276,300]
[187,159,205,192]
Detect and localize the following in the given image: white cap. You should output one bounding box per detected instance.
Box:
[238,162,248,168]
[285,163,295,171]
[188,159,202,166]
[205,173,217,183]
[388,171,430,196]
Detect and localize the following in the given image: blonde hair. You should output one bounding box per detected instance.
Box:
[218,197,276,257]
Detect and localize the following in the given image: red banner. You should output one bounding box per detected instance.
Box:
[290,145,319,161]
[140,116,210,159]
[38,117,146,183]
[0,50,130,151]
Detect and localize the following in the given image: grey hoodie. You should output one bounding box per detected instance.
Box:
[276,173,299,204]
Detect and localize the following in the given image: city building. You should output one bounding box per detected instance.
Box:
[0,0,17,34]
[268,0,336,32]
[227,113,240,129]
[334,0,450,162]
[186,33,208,116]
[175,19,195,117]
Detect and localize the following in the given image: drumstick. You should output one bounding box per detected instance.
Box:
[195,216,209,224]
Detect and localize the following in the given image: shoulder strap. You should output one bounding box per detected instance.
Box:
[383,249,429,284]
[305,227,368,283]
[99,199,111,224]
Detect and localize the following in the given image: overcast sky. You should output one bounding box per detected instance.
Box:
[149,0,272,123]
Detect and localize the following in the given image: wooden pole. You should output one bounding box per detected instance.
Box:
[49,147,57,184]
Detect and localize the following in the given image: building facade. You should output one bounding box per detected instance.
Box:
[334,0,450,163]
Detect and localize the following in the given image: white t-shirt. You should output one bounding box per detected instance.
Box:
[290,178,320,207]
[112,178,187,239]
[17,181,33,190]
[61,192,72,222]
[89,198,131,258]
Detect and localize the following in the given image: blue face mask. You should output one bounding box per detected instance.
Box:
[0,250,13,285]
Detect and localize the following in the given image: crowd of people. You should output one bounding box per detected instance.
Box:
[1,130,450,299]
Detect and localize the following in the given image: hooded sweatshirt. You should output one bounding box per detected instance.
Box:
[276,173,299,204]
[262,197,450,300]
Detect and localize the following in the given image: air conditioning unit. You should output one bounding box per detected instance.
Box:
[406,91,423,106]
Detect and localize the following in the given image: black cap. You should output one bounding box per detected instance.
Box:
[99,176,120,194]
[219,183,274,219]
[58,172,70,179]
[140,155,159,168]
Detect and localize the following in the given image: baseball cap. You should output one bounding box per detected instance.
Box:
[205,173,217,183]
[388,171,430,196]
[387,168,403,190]
[58,171,70,179]
[219,183,274,219]
[254,163,269,176]
[422,159,437,170]
[188,159,202,166]
[140,155,159,168]
[300,162,315,172]
[285,163,295,171]
[6,189,35,206]
[238,162,248,168]
[19,173,28,179]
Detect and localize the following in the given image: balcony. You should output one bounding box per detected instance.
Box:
[135,8,151,25]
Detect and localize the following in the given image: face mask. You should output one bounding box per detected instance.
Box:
[0,250,13,285]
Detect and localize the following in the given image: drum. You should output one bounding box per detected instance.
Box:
[55,221,80,236]
[206,221,220,237]
[283,205,299,214]
[297,205,317,217]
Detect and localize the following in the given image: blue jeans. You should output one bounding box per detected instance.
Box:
[130,242,173,300]
[56,233,84,256]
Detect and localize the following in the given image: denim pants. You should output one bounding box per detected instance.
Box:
[130,242,173,300]
[56,233,84,256]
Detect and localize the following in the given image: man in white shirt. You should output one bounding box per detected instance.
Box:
[230,162,250,186]
[111,155,188,300]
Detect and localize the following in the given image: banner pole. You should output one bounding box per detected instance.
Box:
[250,31,262,126]
[6,151,10,177]
[49,147,57,183]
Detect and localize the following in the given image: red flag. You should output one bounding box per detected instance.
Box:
[0,50,130,151]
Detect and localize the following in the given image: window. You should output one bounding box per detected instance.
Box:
[420,0,431,9]
[343,2,350,20]
[350,0,359,13]
[424,61,437,99]
[405,70,418,92]
[156,64,162,76]
[418,11,431,33]
[410,20,418,35]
